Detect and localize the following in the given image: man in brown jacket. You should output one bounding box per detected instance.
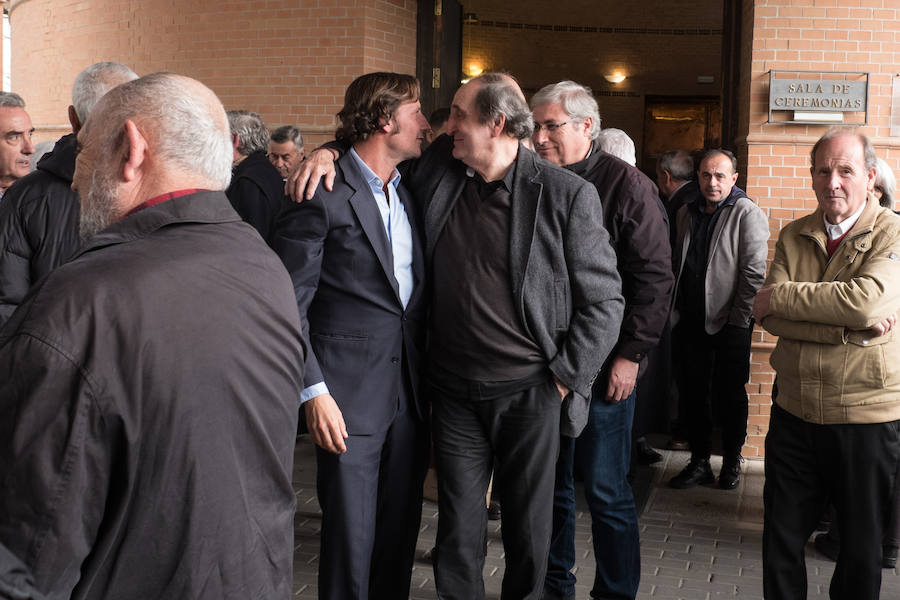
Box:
[754,128,900,600]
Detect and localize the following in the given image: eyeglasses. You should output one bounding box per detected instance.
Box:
[533,119,576,133]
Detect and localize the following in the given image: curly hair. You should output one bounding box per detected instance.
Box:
[335,72,419,144]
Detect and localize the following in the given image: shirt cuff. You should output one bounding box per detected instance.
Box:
[300,382,329,404]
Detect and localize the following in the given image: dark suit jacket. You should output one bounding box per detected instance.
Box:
[226,151,286,245]
[406,135,624,435]
[275,151,427,434]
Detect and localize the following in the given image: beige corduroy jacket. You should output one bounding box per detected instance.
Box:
[762,197,900,424]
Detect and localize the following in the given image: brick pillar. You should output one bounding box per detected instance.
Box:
[735,0,900,457]
[6,0,416,145]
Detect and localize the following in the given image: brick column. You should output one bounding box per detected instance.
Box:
[7,0,416,145]
[736,0,900,457]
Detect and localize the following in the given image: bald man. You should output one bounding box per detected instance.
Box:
[0,73,305,599]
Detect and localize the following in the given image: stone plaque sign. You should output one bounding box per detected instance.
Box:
[768,71,869,125]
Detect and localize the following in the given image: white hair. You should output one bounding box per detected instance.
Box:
[88,72,232,190]
[227,110,270,156]
[596,128,636,166]
[530,80,602,140]
[72,62,139,123]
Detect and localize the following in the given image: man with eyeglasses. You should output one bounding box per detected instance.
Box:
[531,80,674,600]
[0,92,34,201]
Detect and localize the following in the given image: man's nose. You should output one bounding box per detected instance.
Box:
[533,128,548,145]
[22,135,34,155]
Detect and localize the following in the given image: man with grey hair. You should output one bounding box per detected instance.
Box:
[596,127,637,166]
[0,73,305,599]
[0,91,34,198]
[530,79,673,600]
[0,62,137,327]
[291,71,624,600]
[753,128,900,599]
[268,124,304,178]
[656,149,696,234]
[226,110,285,243]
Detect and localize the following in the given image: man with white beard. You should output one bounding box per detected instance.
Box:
[0,73,305,600]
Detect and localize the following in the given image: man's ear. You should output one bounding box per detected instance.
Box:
[67,106,82,134]
[122,119,148,183]
[231,133,241,152]
[490,114,507,138]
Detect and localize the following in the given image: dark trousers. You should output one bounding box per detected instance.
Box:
[316,396,429,600]
[763,404,900,600]
[676,319,752,460]
[545,389,640,600]
[431,369,560,600]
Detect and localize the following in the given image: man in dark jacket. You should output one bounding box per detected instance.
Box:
[0,61,138,327]
[226,110,285,244]
[531,80,674,600]
[0,73,305,600]
[276,72,430,600]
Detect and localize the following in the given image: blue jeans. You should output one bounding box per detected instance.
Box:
[545,390,640,600]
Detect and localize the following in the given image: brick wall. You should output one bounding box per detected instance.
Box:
[460,0,724,166]
[7,0,417,146]
[737,0,900,457]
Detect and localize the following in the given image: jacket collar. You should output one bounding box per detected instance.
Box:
[75,190,241,259]
[800,195,880,250]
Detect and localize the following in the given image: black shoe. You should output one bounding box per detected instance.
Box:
[814,532,839,562]
[668,457,715,489]
[666,438,690,451]
[719,456,743,490]
[884,544,898,569]
[635,438,663,465]
[487,501,501,521]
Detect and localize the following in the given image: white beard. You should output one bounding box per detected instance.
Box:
[78,169,120,241]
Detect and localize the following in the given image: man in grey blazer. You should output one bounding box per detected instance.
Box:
[275,72,431,600]
[291,72,624,600]
[669,149,769,491]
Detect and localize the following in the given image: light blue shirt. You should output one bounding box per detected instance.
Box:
[301,148,415,404]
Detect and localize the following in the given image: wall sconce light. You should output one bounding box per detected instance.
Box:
[604,72,627,84]
[465,63,484,78]
[463,12,479,24]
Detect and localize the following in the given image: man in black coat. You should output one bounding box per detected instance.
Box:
[275,72,431,600]
[225,110,285,244]
[0,73,305,600]
[530,80,673,600]
[0,62,138,327]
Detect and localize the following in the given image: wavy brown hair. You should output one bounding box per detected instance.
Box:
[335,72,419,144]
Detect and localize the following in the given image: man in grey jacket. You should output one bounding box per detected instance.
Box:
[669,149,769,491]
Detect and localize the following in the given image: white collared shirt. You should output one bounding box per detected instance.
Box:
[824,199,867,241]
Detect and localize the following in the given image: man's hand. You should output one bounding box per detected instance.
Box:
[286,148,338,202]
[605,356,639,403]
[553,376,570,401]
[753,284,776,321]
[304,393,348,453]
[855,312,897,337]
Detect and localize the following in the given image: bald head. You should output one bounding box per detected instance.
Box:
[82,72,232,191]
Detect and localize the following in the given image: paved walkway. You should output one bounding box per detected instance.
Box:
[291,436,900,598]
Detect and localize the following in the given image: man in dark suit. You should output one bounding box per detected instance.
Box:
[289,72,624,600]
[274,72,430,600]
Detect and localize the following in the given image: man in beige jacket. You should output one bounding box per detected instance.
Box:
[754,128,900,600]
